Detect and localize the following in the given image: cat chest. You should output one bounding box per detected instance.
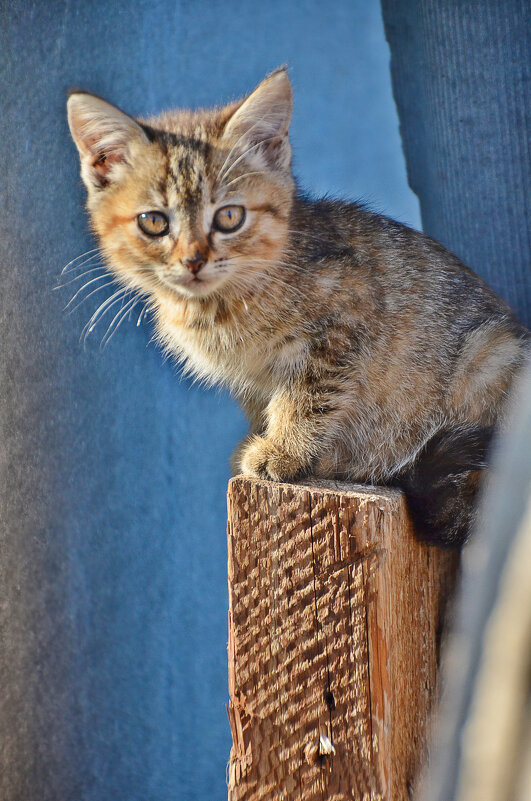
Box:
[162,317,308,390]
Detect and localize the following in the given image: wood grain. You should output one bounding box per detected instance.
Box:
[227,476,458,800]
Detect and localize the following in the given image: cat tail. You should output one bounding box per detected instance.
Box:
[397,425,495,548]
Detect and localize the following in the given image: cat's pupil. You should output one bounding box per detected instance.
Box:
[213,205,245,233]
[137,211,169,237]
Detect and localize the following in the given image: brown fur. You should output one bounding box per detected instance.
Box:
[67,69,530,546]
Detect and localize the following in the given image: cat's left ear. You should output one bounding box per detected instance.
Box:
[221,68,293,172]
[67,91,150,191]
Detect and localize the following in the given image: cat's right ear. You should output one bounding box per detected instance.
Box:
[67,92,149,190]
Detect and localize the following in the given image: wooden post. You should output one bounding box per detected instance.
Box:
[226,476,458,801]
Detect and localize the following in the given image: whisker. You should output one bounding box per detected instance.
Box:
[218,135,280,184]
[137,300,152,327]
[216,100,288,184]
[80,287,129,345]
[64,273,113,311]
[60,253,104,278]
[226,260,297,277]
[224,264,304,295]
[245,276,301,295]
[61,247,102,275]
[54,265,106,290]
[233,255,298,266]
[66,280,116,317]
[225,255,302,276]
[69,283,118,321]
[100,293,139,349]
[215,117,267,183]
[223,170,267,190]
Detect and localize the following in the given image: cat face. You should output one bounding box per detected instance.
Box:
[67,69,295,303]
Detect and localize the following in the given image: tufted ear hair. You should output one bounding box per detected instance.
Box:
[67,91,150,190]
[221,68,293,172]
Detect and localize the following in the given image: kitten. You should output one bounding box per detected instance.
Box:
[67,68,529,547]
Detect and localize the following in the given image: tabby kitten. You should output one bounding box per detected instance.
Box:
[67,68,529,546]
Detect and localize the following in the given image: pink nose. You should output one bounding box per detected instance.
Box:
[183,252,207,275]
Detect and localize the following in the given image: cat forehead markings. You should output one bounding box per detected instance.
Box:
[163,138,215,212]
[164,143,203,205]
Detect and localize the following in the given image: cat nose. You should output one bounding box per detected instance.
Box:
[183,251,207,275]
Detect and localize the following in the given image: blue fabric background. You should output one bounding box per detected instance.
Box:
[381,6,530,799]
[0,2,418,799]
[382,0,531,326]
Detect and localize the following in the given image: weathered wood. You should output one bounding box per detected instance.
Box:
[226,476,458,801]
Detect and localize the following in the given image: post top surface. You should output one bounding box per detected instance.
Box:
[229,474,404,508]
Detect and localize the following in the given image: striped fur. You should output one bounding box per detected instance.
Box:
[67,69,530,547]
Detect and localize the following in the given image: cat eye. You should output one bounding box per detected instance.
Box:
[137,211,170,237]
[213,205,246,233]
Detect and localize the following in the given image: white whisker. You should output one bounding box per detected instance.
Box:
[67,283,116,320]
[55,265,106,290]
[137,300,152,327]
[215,117,267,183]
[80,287,129,345]
[100,294,139,348]
[64,273,113,311]
[223,170,267,190]
[218,135,279,184]
[223,263,304,296]
[61,248,102,275]
[225,255,302,278]
[60,254,104,279]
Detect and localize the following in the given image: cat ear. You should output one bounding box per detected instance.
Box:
[221,68,293,171]
[67,92,149,190]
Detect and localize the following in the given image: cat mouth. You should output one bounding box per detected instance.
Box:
[162,273,222,297]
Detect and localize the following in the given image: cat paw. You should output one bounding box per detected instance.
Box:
[240,436,305,482]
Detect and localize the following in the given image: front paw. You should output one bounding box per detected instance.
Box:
[240,436,306,482]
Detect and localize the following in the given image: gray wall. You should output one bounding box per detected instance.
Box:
[0,2,418,799]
